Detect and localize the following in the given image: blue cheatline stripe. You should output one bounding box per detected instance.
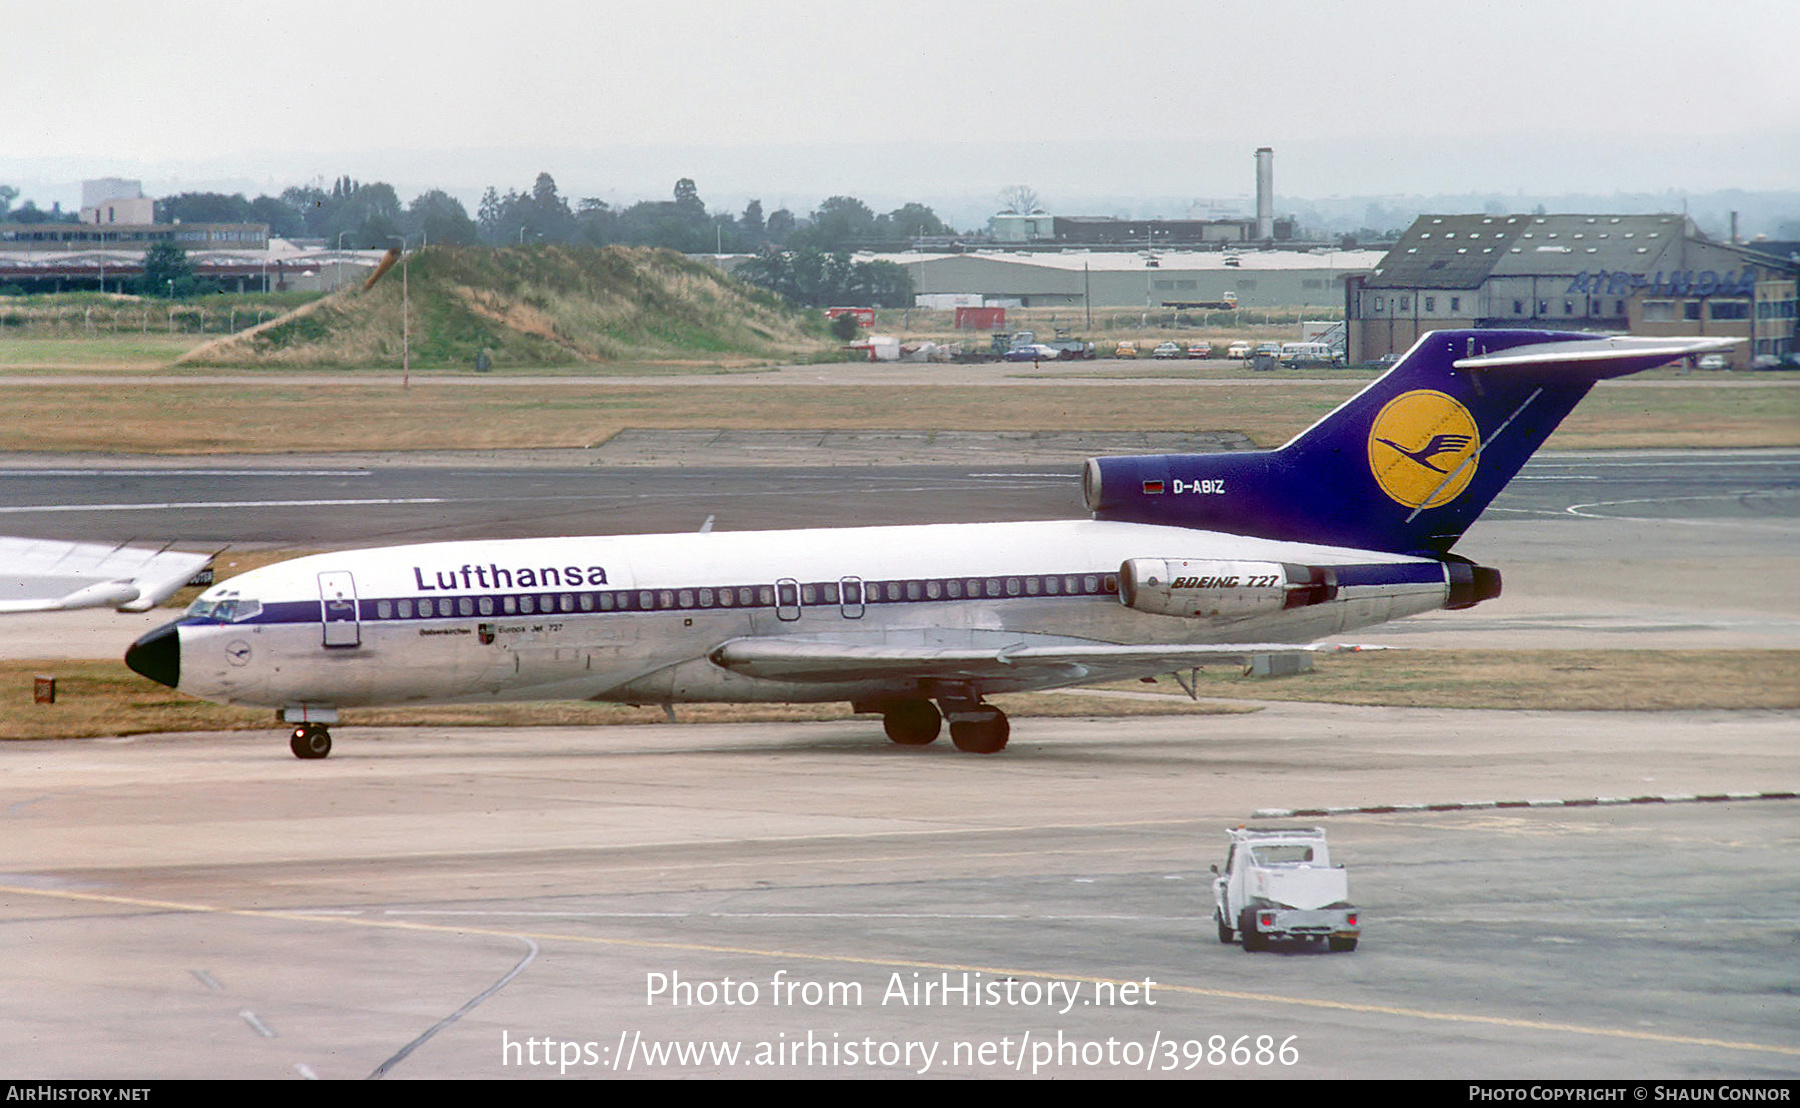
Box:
[186,561,1449,628]
[194,570,1127,627]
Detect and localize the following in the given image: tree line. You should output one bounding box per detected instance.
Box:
[2,174,949,307]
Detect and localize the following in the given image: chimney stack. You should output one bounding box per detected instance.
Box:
[1255,147,1274,241]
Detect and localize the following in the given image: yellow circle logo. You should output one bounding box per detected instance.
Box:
[1367,390,1480,509]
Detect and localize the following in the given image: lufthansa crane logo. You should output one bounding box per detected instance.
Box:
[1367,390,1481,509]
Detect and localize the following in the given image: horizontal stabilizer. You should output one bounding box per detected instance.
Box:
[1454,335,1738,377]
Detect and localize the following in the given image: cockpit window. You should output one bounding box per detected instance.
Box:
[184,596,262,622]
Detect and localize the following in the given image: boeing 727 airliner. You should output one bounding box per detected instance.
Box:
[126,330,1730,758]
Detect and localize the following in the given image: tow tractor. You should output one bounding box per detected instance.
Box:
[1212,827,1360,952]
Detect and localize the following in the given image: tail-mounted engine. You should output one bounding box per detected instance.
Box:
[1118,559,1338,619]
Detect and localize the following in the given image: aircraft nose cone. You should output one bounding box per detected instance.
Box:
[125,621,181,688]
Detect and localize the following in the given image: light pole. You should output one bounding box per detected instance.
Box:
[390,235,414,387]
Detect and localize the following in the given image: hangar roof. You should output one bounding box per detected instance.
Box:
[862,248,1384,273]
[1490,214,1692,277]
[1367,214,1705,288]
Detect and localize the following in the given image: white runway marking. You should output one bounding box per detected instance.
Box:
[189,969,223,991]
[0,469,372,478]
[0,497,448,514]
[384,910,1177,922]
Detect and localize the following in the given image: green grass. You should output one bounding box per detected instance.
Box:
[181,245,833,369]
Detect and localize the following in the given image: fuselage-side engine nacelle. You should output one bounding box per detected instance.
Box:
[1117,559,1337,619]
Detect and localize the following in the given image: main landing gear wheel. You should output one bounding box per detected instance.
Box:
[882,700,942,745]
[290,724,332,760]
[948,710,1009,754]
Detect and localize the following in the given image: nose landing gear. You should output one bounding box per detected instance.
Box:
[290,723,332,759]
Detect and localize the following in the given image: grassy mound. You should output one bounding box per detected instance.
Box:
[182,245,832,368]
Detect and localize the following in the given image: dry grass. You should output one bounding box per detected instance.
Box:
[1120,649,1800,711]
[0,660,1247,741]
[3,377,1794,453]
[6,650,1791,742]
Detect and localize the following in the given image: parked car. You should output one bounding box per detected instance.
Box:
[1279,341,1343,369]
[1114,341,1139,359]
[1152,341,1184,359]
[1187,341,1213,359]
[1003,343,1060,362]
[1226,341,1252,359]
[1696,353,1728,370]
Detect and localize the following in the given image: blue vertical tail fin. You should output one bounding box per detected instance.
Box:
[1084,329,1735,555]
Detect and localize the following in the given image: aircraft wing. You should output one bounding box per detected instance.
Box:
[0,538,212,614]
[708,637,1371,686]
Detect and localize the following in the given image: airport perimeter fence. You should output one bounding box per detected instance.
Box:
[0,301,308,336]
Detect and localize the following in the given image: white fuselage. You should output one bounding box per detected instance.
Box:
[171,518,1450,714]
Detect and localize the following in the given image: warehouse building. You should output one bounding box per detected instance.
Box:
[1347,214,1797,368]
[862,248,1380,311]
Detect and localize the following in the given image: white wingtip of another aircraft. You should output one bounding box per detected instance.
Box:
[0,538,212,614]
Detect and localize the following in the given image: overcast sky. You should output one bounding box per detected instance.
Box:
[4,0,1796,220]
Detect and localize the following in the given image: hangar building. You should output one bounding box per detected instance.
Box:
[1347,214,1797,369]
[861,248,1381,311]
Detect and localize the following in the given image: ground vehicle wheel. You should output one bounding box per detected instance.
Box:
[1216,910,1235,944]
[290,724,331,760]
[1239,908,1267,952]
[882,700,942,745]
[949,712,1009,753]
[1328,936,1358,953]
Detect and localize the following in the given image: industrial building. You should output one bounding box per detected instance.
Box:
[989,147,1294,248]
[0,178,380,293]
[0,236,386,295]
[860,247,1378,312]
[1348,213,1798,368]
